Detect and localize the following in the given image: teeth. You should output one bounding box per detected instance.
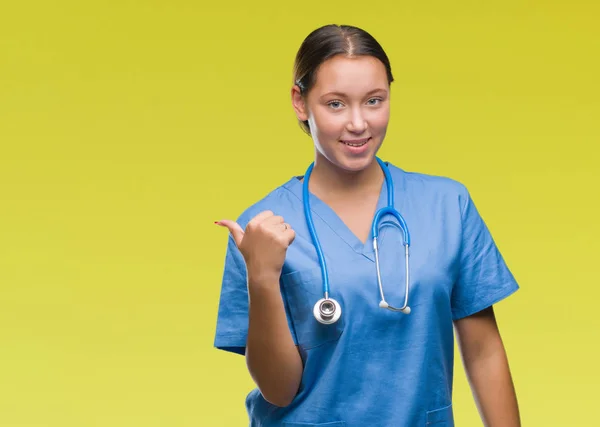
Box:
[343,139,368,147]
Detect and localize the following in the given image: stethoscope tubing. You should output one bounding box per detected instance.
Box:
[303,157,412,323]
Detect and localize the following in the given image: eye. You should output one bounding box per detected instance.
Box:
[367,98,382,106]
[327,100,344,109]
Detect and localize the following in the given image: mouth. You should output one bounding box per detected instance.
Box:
[340,137,371,147]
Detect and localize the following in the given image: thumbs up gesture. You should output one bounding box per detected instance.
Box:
[216,211,295,286]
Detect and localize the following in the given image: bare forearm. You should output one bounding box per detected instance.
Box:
[463,343,520,426]
[245,278,303,407]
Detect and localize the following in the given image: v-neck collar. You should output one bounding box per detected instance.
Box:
[283,161,404,262]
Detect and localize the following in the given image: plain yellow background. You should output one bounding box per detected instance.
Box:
[1,1,599,426]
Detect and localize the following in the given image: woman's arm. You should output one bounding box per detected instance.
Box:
[246,276,303,408]
[454,306,521,426]
[217,213,303,408]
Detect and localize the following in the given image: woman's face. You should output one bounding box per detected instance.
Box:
[292,54,391,173]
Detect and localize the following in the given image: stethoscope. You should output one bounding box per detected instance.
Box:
[302,157,412,325]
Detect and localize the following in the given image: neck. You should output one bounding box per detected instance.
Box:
[307,155,384,200]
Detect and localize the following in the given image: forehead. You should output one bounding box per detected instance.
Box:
[311,55,389,95]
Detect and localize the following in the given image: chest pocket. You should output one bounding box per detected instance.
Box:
[281,267,345,351]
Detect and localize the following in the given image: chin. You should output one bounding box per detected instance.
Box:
[333,154,377,173]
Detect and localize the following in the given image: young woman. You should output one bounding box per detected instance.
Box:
[214,24,521,427]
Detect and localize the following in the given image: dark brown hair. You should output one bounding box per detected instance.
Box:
[293,24,394,135]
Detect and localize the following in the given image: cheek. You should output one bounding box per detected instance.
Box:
[309,105,390,137]
[370,108,391,132]
[311,110,345,138]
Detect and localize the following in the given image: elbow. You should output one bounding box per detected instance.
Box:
[263,392,296,408]
[246,352,302,408]
[258,380,300,408]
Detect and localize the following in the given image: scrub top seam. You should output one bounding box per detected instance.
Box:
[457,184,470,257]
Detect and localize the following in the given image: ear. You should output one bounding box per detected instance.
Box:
[291,85,308,122]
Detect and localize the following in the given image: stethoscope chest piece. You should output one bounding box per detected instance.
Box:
[313,298,342,325]
[304,157,412,325]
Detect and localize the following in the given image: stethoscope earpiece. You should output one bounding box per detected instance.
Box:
[380,300,411,314]
[304,157,412,326]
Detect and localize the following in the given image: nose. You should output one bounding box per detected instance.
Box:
[346,107,367,134]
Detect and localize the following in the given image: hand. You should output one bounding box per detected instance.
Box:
[216,211,295,286]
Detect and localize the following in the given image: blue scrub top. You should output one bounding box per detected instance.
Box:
[214,162,519,427]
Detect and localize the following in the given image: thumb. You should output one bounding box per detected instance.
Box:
[215,219,245,247]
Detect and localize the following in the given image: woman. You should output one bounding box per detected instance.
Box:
[214,24,521,427]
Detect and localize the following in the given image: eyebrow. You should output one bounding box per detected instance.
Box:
[320,88,388,99]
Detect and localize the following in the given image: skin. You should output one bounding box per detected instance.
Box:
[217,54,521,425]
[291,55,392,243]
[455,306,521,426]
[217,211,302,407]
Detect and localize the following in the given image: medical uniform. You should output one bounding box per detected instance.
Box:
[214,161,519,427]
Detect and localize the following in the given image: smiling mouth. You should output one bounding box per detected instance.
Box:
[341,137,371,147]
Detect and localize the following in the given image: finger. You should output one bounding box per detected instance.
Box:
[278,222,295,241]
[263,215,285,227]
[246,210,274,229]
[283,227,296,245]
[215,219,245,247]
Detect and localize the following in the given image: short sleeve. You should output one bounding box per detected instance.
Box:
[213,230,299,355]
[213,234,250,355]
[451,188,519,320]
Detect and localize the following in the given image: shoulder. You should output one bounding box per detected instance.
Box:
[386,162,471,210]
[234,176,303,228]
